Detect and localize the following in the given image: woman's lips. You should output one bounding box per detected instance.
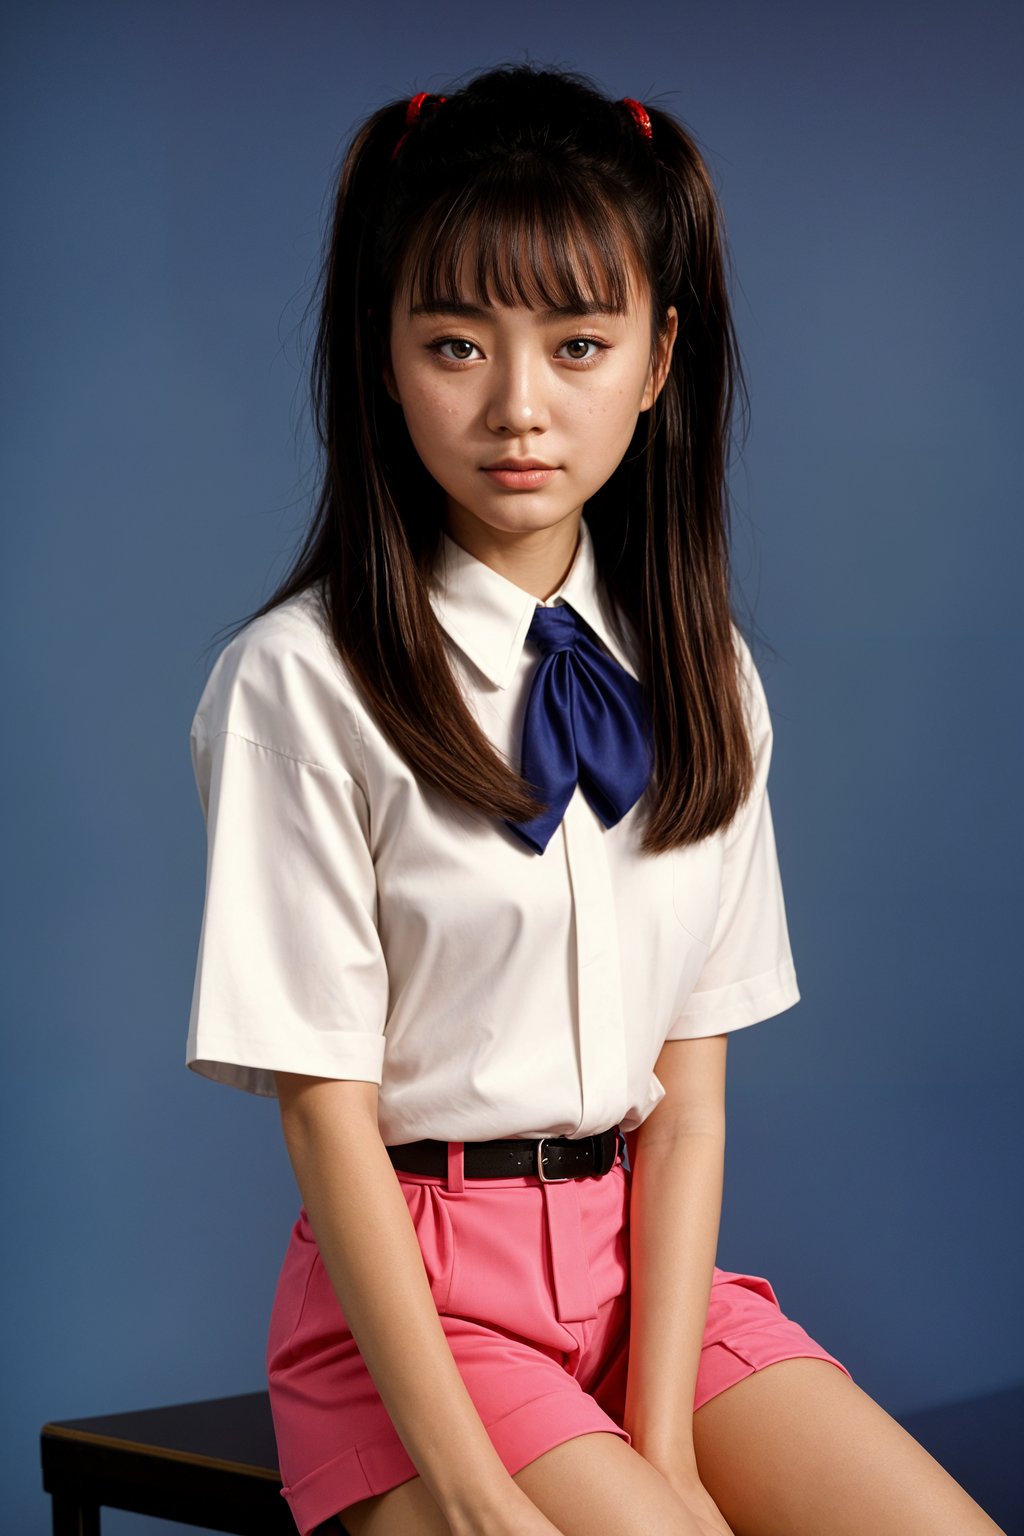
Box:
[481,466,560,490]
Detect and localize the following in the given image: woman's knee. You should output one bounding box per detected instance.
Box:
[513,1430,712,1536]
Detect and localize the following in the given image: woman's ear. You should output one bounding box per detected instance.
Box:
[640,305,679,411]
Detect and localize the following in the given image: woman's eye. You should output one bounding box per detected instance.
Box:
[428,338,480,363]
[558,336,607,365]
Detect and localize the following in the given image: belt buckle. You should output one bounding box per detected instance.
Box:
[536,1136,570,1183]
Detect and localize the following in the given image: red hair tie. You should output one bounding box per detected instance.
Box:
[621,97,653,140]
[391,91,447,162]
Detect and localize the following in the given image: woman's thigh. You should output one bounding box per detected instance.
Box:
[338,1473,449,1536]
[340,1430,713,1536]
[691,1356,1007,1536]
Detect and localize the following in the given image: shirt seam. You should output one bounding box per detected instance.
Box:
[209,729,372,822]
[210,726,341,774]
[344,695,372,799]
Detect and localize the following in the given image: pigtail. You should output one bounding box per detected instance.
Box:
[639,106,755,844]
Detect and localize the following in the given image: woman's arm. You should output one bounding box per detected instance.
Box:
[622,1034,729,1485]
[274,1072,561,1536]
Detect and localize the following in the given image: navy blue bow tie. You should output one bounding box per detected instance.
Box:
[503,602,654,854]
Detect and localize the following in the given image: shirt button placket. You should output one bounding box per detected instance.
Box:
[562,787,628,1134]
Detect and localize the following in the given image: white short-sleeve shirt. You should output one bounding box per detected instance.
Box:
[185,516,800,1143]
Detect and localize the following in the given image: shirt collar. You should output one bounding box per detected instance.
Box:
[428,516,638,689]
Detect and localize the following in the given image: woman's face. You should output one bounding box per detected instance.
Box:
[385,248,677,548]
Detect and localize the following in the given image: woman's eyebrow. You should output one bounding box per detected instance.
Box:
[408,298,618,319]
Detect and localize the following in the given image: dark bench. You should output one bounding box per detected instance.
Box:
[40,1384,1022,1535]
[39,1390,343,1536]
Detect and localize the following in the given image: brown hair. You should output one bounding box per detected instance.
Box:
[215,62,756,852]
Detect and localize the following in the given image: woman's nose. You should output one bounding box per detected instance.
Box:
[484,356,552,435]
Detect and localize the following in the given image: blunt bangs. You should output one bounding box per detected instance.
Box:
[395,166,649,319]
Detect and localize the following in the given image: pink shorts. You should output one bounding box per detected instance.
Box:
[267,1141,851,1535]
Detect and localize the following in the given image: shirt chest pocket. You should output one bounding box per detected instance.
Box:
[667,836,723,947]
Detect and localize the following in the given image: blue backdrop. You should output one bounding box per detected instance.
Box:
[3,2,1021,1532]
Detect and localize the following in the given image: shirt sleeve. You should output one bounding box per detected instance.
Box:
[665,632,800,1039]
[184,617,390,1098]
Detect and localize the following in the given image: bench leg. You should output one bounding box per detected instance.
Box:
[51,1494,100,1536]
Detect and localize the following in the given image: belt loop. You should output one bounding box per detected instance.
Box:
[540,1180,600,1322]
[446,1141,465,1194]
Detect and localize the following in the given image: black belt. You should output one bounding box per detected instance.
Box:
[386,1126,624,1183]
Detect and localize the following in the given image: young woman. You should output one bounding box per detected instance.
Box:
[185,63,1005,1536]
